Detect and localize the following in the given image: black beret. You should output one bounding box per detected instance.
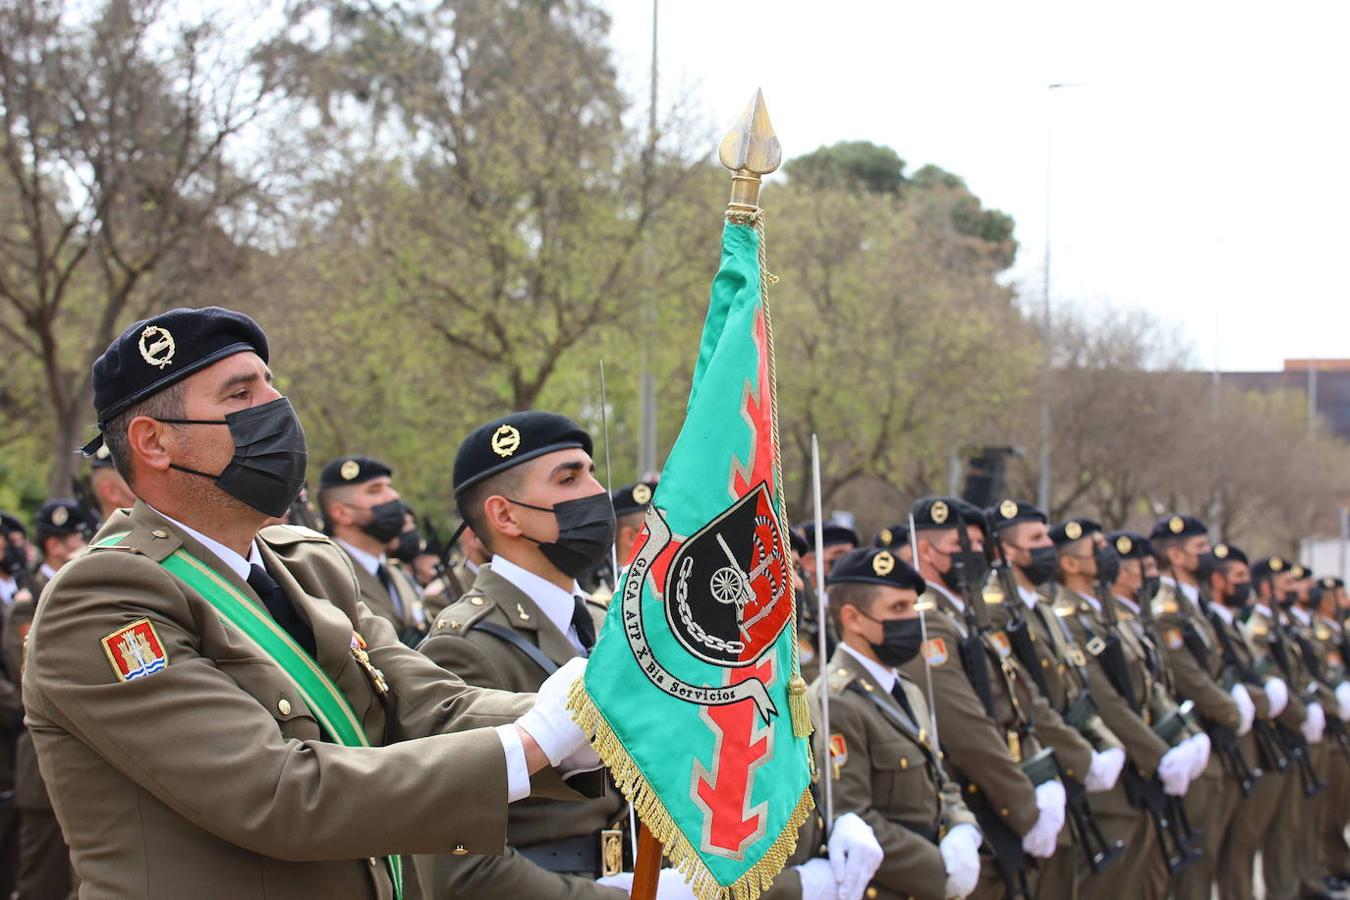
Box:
[82,307,268,455]
[787,528,809,557]
[953,499,989,534]
[798,521,859,550]
[827,546,927,593]
[1149,514,1208,541]
[612,481,658,518]
[1320,576,1345,590]
[36,499,93,538]
[874,523,910,550]
[0,512,26,537]
[1290,563,1311,580]
[1050,518,1102,547]
[320,456,393,489]
[1209,543,1248,566]
[987,499,1047,532]
[910,496,965,531]
[454,411,592,497]
[1107,531,1151,560]
[1251,557,1291,581]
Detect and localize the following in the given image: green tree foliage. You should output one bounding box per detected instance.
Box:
[785,140,906,194]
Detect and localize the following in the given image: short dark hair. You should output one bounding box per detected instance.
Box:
[102,381,187,489]
[455,465,527,554]
[1151,535,1183,566]
[828,581,882,633]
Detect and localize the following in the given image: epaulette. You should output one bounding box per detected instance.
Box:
[259,523,330,546]
[982,584,1005,605]
[430,590,498,636]
[1248,617,1269,637]
[826,663,861,695]
[1052,593,1078,617]
[916,596,937,613]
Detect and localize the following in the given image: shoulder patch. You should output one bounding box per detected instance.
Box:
[1164,627,1184,650]
[1154,596,1179,617]
[989,630,1012,659]
[922,637,948,667]
[1250,619,1269,637]
[101,618,168,682]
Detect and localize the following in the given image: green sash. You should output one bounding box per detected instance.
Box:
[96,535,403,899]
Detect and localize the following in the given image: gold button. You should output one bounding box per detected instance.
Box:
[369,857,378,866]
[152,529,169,539]
[1041,658,1050,668]
[1066,768,1075,778]
[866,890,877,900]
[470,597,484,606]
[1000,807,1010,816]
[451,844,468,855]
[967,783,979,795]
[899,758,909,770]
[278,698,292,716]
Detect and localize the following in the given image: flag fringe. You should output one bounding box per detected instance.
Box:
[569,678,815,900]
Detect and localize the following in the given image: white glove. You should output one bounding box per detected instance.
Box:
[515,657,591,766]
[1085,747,1125,793]
[1230,684,1256,736]
[1334,682,1350,721]
[1262,677,1289,719]
[1156,744,1192,797]
[1303,702,1327,744]
[598,869,700,900]
[828,812,884,900]
[1022,780,1066,858]
[939,823,982,899]
[793,858,837,900]
[1185,732,1211,779]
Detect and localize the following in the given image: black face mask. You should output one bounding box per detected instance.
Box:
[0,538,26,578]
[358,500,406,544]
[162,397,308,519]
[860,611,924,668]
[509,491,616,579]
[1227,581,1253,609]
[1094,545,1121,587]
[1138,574,1162,605]
[1281,590,1298,611]
[391,528,425,564]
[1193,552,1217,583]
[940,550,989,594]
[1018,545,1059,587]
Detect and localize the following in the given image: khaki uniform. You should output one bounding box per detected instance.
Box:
[1150,583,1244,900]
[819,646,977,900]
[1282,608,1339,896]
[1051,589,1179,900]
[0,590,25,897]
[418,565,626,899]
[4,572,79,900]
[986,586,1118,900]
[24,502,586,899]
[340,545,428,644]
[898,588,1072,900]
[1311,615,1350,878]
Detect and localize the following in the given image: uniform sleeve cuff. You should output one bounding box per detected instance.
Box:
[495,724,532,802]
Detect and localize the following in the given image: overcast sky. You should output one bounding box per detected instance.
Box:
[604,0,1349,372]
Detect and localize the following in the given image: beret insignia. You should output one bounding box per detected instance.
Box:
[872,550,895,577]
[632,483,652,505]
[931,501,949,525]
[1115,535,1133,555]
[491,424,522,458]
[1271,556,1285,572]
[340,459,360,481]
[1214,544,1229,559]
[51,506,69,527]
[1065,521,1082,541]
[1169,516,1185,534]
[878,528,893,546]
[137,325,176,369]
[999,499,1018,519]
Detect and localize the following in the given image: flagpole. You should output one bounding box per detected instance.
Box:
[628,87,783,900]
[811,435,833,831]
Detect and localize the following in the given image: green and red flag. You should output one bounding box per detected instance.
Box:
[569,97,812,900]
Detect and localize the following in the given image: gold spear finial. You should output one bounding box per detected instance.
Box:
[719,89,781,216]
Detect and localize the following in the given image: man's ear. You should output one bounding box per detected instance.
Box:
[482,495,523,541]
[126,416,174,475]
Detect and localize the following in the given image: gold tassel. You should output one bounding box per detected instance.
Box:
[568,679,815,900]
[787,674,813,739]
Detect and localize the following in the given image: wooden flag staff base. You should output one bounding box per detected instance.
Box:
[632,822,663,900]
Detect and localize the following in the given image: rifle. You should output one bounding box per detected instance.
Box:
[951,513,996,720]
[987,530,1051,700]
[1196,581,1287,784]
[1122,702,1204,874]
[1295,610,1350,761]
[1172,573,1260,795]
[1257,579,1327,796]
[422,518,468,602]
[287,483,322,532]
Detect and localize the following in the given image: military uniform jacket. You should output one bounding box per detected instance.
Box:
[419,564,625,900]
[1151,582,1242,733]
[342,546,427,641]
[1053,591,1175,778]
[1284,609,1339,710]
[1242,607,1310,731]
[23,502,581,900]
[4,572,51,812]
[822,647,977,900]
[898,590,1039,836]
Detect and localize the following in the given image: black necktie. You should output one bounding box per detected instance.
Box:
[571,596,596,654]
[247,564,318,659]
[376,563,404,618]
[889,682,918,727]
